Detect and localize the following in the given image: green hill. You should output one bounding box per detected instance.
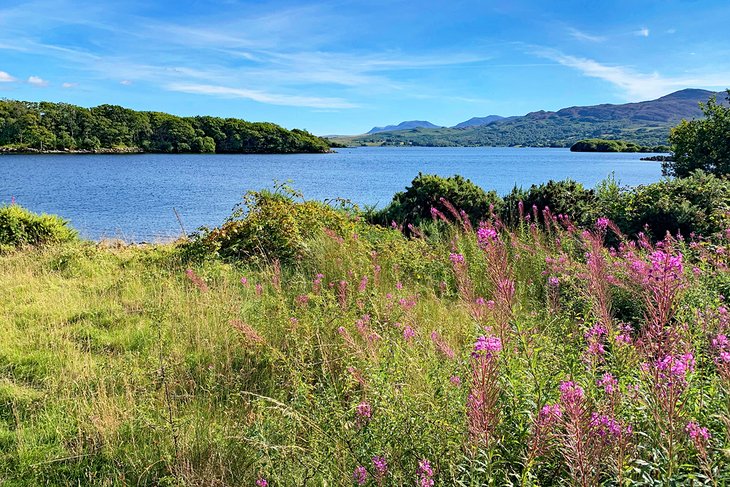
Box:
[334,89,721,148]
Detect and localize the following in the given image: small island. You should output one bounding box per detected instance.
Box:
[0,100,333,154]
[569,138,670,153]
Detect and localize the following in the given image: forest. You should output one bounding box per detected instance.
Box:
[0,100,331,154]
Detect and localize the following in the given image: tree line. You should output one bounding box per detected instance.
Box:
[0,100,331,154]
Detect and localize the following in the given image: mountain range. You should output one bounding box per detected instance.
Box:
[334,89,724,148]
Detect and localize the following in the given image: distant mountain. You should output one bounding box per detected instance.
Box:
[334,89,725,148]
[452,115,504,129]
[367,120,440,134]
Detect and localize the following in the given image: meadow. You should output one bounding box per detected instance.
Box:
[1,182,730,486]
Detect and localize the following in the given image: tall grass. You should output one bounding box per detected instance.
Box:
[0,208,729,485]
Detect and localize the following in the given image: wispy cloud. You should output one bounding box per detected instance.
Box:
[635,27,650,37]
[536,48,729,100]
[568,28,606,43]
[120,79,132,85]
[61,82,77,88]
[27,75,48,86]
[167,83,358,109]
[0,70,15,82]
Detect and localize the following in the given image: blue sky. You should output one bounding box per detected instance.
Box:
[1,0,729,135]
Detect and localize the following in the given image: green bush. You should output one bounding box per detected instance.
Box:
[621,170,730,238]
[373,173,502,228]
[502,179,595,226]
[0,204,78,250]
[189,186,356,262]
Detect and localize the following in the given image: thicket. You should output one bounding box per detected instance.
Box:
[371,172,730,242]
[0,203,77,251]
[0,100,331,153]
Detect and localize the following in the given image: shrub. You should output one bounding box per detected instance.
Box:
[502,179,595,226]
[0,204,78,250]
[373,173,502,228]
[190,185,356,262]
[621,170,730,238]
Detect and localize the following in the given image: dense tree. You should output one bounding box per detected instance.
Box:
[0,99,331,154]
[665,91,730,177]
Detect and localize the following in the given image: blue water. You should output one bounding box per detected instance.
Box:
[0,147,663,241]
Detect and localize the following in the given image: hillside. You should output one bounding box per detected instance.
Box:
[367,120,440,134]
[0,100,332,154]
[335,89,723,148]
[452,115,504,128]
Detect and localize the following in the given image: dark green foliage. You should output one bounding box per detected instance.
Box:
[373,173,502,228]
[502,179,595,226]
[570,138,669,153]
[375,172,730,241]
[666,91,730,177]
[0,100,331,154]
[621,170,730,238]
[0,205,78,250]
[189,186,356,263]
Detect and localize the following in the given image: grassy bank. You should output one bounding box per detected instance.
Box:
[1,196,730,485]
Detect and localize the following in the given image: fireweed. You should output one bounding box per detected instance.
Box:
[467,333,502,449]
[7,197,730,485]
[476,221,516,344]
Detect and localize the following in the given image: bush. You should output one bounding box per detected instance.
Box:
[621,170,730,238]
[189,185,356,262]
[502,179,595,226]
[0,204,78,250]
[373,173,502,228]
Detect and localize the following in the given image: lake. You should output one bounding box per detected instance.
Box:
[0,147,664,241]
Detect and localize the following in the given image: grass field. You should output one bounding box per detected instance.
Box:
[1,209,729,485]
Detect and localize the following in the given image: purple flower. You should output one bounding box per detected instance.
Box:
[353,466,368,485]
[598,373,618,395]
[473,335,502,355]
[539,403,562,423]
[372,455,388,479]
[256,479,268,487]
[449,253,465,265]
[589,413,623,439]
[417,459,434,487]
[403,325,415,342]
[548,276,560,287]
[356,401,372,420]
[449,375,461,386]
[595,217,610,230]
[559,381,585,408]
[686,421,711,441]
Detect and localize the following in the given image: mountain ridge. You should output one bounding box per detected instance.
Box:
[367,120,440,134]
[335,88,725,148]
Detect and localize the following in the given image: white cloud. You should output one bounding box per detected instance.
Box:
[536,48,730,100]
[27,75,48,86]
[120,79,132,85]
[568,28,605,43]
[61,82,77,88]
[635,27,650,37]
[0,70,15,82]
[166,83,358,109]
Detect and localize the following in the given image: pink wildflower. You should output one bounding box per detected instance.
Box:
[353,466,367,486]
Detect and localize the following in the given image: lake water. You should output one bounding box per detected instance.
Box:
[0,147,664,241]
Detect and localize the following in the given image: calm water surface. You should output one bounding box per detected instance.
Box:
[0,147,663,240]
